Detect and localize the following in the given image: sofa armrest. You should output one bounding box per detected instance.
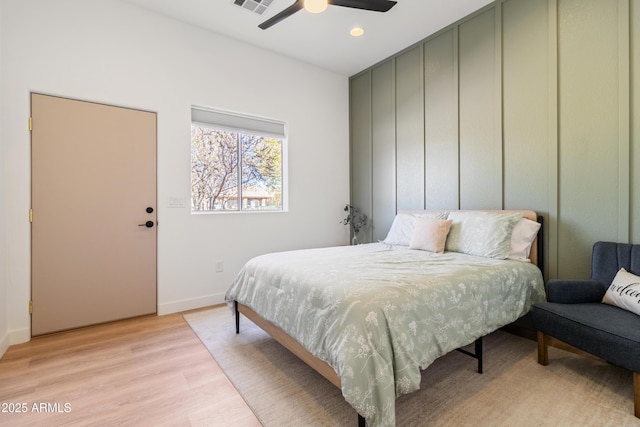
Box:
[545,279,608,303]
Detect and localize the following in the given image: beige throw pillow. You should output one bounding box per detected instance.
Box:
[409,217,453,253]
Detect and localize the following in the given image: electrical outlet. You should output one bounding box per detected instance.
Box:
[215,260,223,273]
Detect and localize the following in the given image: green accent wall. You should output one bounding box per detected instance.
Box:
[349,0,639,280]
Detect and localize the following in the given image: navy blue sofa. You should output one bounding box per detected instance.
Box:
[531,241,640,418]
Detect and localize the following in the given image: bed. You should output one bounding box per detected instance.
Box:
[225,210,545,426]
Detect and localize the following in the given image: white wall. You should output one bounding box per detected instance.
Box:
[0,0,9,357]
[0,0,350,349]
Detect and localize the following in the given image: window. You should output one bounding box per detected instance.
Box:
[191,107,286,213]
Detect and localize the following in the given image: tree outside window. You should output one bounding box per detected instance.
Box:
[191,125,283,212]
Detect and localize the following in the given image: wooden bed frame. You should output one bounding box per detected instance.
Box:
[234,210,543,426]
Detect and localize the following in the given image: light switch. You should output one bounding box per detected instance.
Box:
[168,196,186,208]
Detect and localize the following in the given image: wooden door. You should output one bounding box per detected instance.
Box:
[31,94,157,336]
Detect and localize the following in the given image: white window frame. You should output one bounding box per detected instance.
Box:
[190,106,288,213]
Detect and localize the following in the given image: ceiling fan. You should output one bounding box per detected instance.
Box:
[258,0,398,30]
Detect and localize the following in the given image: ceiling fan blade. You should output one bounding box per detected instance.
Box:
[329,0,397,12]
[259,1,304,30]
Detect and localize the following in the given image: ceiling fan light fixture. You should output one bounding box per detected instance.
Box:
[304,0,328,14]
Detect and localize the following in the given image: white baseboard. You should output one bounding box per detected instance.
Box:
[157,293,226,315]
[0,332,9,360]
[10,328,31,345]
[0,328,31,360]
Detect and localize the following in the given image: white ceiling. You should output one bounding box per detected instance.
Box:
[122,0,493,76]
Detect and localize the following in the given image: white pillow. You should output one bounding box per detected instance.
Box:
[508,218,541,262]
[383,213,416,246]
[602,268,640,316]
[383,212,448,246]
[445,211,522,259]
[409,217,453,253]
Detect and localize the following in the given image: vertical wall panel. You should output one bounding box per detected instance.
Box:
[546,0,560,279]
[349,0,638,280]
[371,61,397,241]
[617,0,630,243]
[558,0,620,278]
[633,0,640,243]
[502,0,549,212]
[349,72,372,243]
[395,47,425,210]
[458,9,501,209]
[424,29,459,209]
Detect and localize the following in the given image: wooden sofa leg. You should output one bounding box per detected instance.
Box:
[537,331,549,366]
[634,371,639,418]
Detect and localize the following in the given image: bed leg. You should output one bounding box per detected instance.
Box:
[358,414,365,427]
[455,337,483,372]
[235,301,240,334]
[476,337,483,374]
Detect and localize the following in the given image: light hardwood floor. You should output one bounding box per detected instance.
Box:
[0,307,262,426]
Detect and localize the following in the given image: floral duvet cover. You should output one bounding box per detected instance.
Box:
[225,243,545,426]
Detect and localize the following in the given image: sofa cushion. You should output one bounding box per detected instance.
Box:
[545,279,608,304]
[532,302,640,373]
[592,241,640,284]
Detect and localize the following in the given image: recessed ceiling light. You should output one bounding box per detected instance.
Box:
[350,27,365,37]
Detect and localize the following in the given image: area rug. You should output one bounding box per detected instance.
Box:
[184,307,637,426]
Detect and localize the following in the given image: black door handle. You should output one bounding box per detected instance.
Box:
[138,221,154,228]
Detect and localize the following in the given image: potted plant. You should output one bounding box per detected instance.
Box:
[341,204,368,245]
